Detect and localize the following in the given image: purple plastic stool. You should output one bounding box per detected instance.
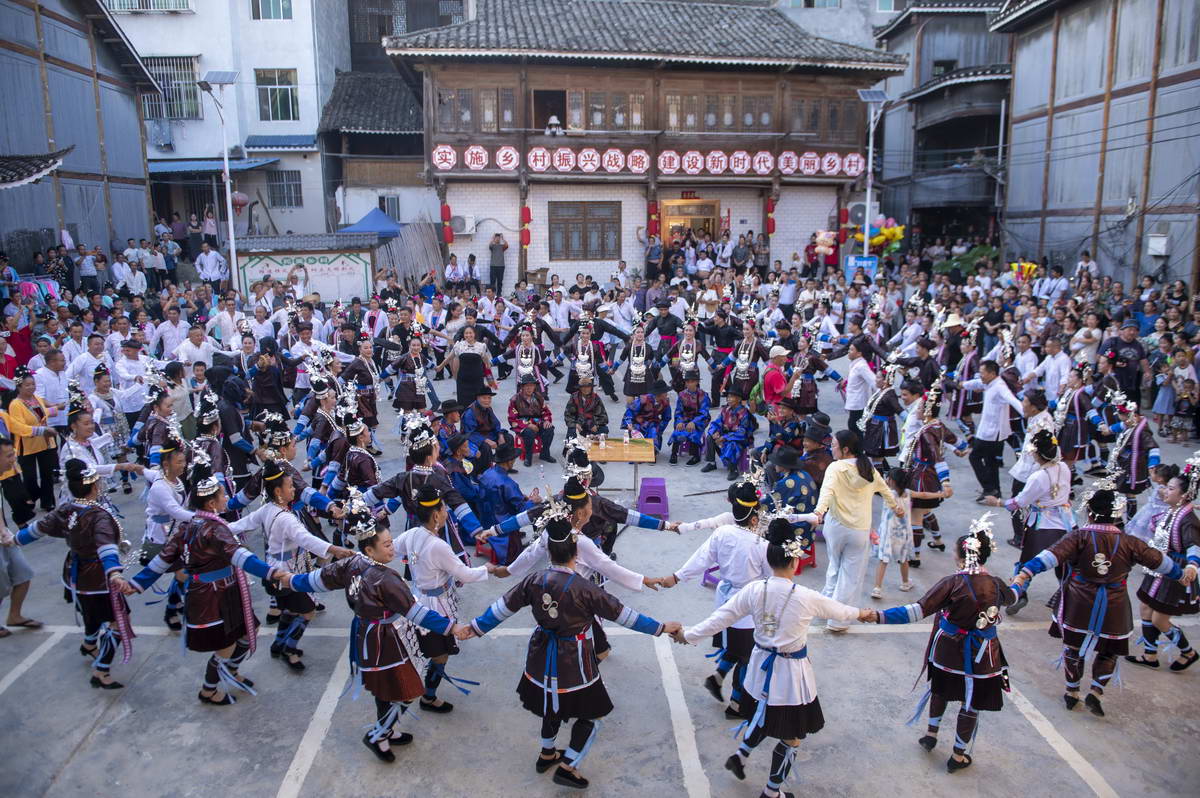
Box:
[638,477,669,519]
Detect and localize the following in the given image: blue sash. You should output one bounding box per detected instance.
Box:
[740,644,808,738]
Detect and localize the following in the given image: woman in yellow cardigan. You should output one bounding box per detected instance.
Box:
[6,366,59,512]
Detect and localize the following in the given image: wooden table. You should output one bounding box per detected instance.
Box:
[584,437,657,495]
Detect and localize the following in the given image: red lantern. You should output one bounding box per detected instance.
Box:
[838,228,848,244]
[440,204,452,223]
[443,225,454,244]
[231,191,250,216]
[838,208,849,225]
[766,217,776,235]
[765,198,776,214]
[647,201,658,216]
[520,227,531,247]
[520,206,532,225]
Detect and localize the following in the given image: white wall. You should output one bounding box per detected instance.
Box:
[444,182,522,292]
[338,185,440,227]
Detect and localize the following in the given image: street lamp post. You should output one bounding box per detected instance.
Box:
[857,90,889,260]
[198,71,240,284]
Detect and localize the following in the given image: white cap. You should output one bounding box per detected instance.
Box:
[769,345,790,359]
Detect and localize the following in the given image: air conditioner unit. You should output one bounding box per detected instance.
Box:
[450,214,477,235]
[847,202,868,226]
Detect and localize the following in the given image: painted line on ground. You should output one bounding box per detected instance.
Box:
[654,634,711,798]
[1008,686,1119,798]
[276,642,352,798]
[0,631,66,698]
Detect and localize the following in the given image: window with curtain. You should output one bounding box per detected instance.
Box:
[437,89,456,131]
[251,0,292,19]
[704,95,720,130]
[499,88,515,128]
[588,91,607,129]
[665,93,681,132]
[629,93,645,130]
[479,89,498,132]
[567,90,585,130]
[682,95,699,132]
[611,92,629,129]
[721,95,737,130]
[457,88,473,129]
[255,68,299,121]
[549,202,621,261]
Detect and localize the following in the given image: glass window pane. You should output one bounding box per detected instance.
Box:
[438,89,456,131]
[480,89,497,132]
[567,90,584,130]
[704,94,719,131]
[666,94,680,132]
[630,93,645,130]
[457,89,473,129]
[611,92,628,129]
[683,95,699,132]
[500,88,515,127]
[721,95,736,129]
[588,91,606,129]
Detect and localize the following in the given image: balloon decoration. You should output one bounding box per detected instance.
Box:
[441,203,453,244]
[1009,259,1038,282]
[852,217,905,256]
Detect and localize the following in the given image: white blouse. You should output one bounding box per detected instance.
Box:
[684,576,859,705]
[674,520,771,630]
[506,529,644,592]
[394,524,489,622]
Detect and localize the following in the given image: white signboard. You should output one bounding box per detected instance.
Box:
[238,250,373,304]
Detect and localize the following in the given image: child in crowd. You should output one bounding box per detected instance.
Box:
[871,467,914,598]
[1125,463,1178,542]
[1172,378,1196,443]
[1150,360,1175,434]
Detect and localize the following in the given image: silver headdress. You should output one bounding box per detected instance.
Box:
[1076,475,1127,521]
[187,447,221,497]
[961,512,995,574]
[734,460,768,497]
[1108,388,1137,416]
[342,488,379,542]
[536,495,575,543]
[400,411,435,450]
[1184,449,1200,501]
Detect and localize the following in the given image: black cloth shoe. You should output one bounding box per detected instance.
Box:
[1063,692,1080,710]
[197,689,235,705]
[918,735,937,751]
[926,540,946,552]
[419,698,454,713]
[390,731,414,746]
[669,451,679,464]
[264,611,281,626]
[539,452,557,463]
[701,462,716,473]
[1084,693,1105,717]
[524,453,534,468]
[947,754,973,773]
[536,750,564,774]
[552,766,588,790]
[724,754,746,781]
[362,733,396,763]
[724,705,744,720]
[1124,654,1159,668]
[908,557,921,568]
[90,676,124,690]
[687,454,701,465]
[123,482,132,494]
[506,467,518,475]
[726,466,739,480]
[704,674,724,703]
[1170,651,1198,671]
[1008,594,1027,615]
[283,652,306,671]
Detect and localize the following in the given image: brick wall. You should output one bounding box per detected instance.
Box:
[527,183,648,286]
[773,186,840,269]
[444,182,521,292]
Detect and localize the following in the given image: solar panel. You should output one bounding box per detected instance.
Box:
[202,70,240,85]
[857,89,889,103]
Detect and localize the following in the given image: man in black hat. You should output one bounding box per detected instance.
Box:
[508,374,556,467]
[701,387,755,480]
[760,395,806,473]
[668,370,711,465]
[645,297,685,360]
[564,375,609,441]
[434,399,464,456]
[462,385,513,456]
[622,378,673,450]
[798,417,834,489]
[442,431,485,513]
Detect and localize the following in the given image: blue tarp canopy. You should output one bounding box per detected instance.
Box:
[340,207,403,239]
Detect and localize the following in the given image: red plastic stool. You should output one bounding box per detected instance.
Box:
[513,432,543,460]
[793,546,817,575]
[475,538,498,564]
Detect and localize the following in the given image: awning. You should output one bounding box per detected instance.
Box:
[244,135,317,150]
[147,158,279,175]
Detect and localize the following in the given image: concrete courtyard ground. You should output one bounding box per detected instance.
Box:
[2,356,1196,798]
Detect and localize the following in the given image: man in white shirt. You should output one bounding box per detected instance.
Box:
[34,350,70,432]
[696,251,715,275]
[754,294,784,331]
[65,334,114,393]
[125,263,147,297]
[546,289,572,332]
[205,296,245,349]
[121,238,143,269]
[114,339,158,424]
[1073,250,1098,285]
[150,305,188,360]
[843,340,876,431]
[1022,335,1072,397]
[1033,266,1069,303]
[171,324,220,367]
[108,255,132,294]
[960,360,1025,501]
[61,321,86,364]
[715,234,734,269]
[106,315,132,364]
[195,242,228,293]
[613,261,631,288]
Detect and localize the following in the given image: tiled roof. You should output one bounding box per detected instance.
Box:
[244,135,318,150]
[240,233,380,252]
[147,158,279,174]
[318,71,424,135]
[990,0,1061,32]
[902,63,1011,100]
[874,2,1002,40]
[385,0,905,71]
[0,147,73,189]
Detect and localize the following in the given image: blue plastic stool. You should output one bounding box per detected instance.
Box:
[638,477,669,519]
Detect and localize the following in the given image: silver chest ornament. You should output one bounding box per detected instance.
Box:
[413,363,429,397]
[1091,552,1112,576]
[541,592,559,619]
[576,341,593,379]
[517,346,535,379]
[735,342,752,379]
[975,605,1000,630]
[631,347,647,381]
[680,342,696,371]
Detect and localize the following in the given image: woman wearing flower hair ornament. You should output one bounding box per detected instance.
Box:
[984,428,1073,613]
[1124,455,1200,672]
[676,518,874,796]
[873,515,1018,772]
[280,493,470,762]
[126,450,282,705]
[1103,390,1161,519]
[1012,480,1184,717]
[468,499,681,790]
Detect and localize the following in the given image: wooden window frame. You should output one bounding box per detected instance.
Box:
[548,201,621,262]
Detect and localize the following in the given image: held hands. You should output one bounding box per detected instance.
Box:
[328,545,354,560]
[857,608,878,623]
[272,570,294,589]
[1181,565,1198,587]
[661,621,687,644]
[451,623,476,641]
[109,575,137,596]
[1011,571,1030,589]
[869,529,880,546]
[476,526,498,541]
[664,521,681,534]
[328,503,347,520]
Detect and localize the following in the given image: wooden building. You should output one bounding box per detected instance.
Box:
[0,0,158,268]
[992,0,1200,284]
[384,0,904,288]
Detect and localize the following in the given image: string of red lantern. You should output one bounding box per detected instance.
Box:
[520,204,531,248]
[765,197,776,235]
[441,203,454,244]
[647,201,659,237]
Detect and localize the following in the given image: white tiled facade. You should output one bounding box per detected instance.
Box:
[444,181,841,292]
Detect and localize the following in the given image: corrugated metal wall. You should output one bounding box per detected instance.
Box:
[917,17,1010,86]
